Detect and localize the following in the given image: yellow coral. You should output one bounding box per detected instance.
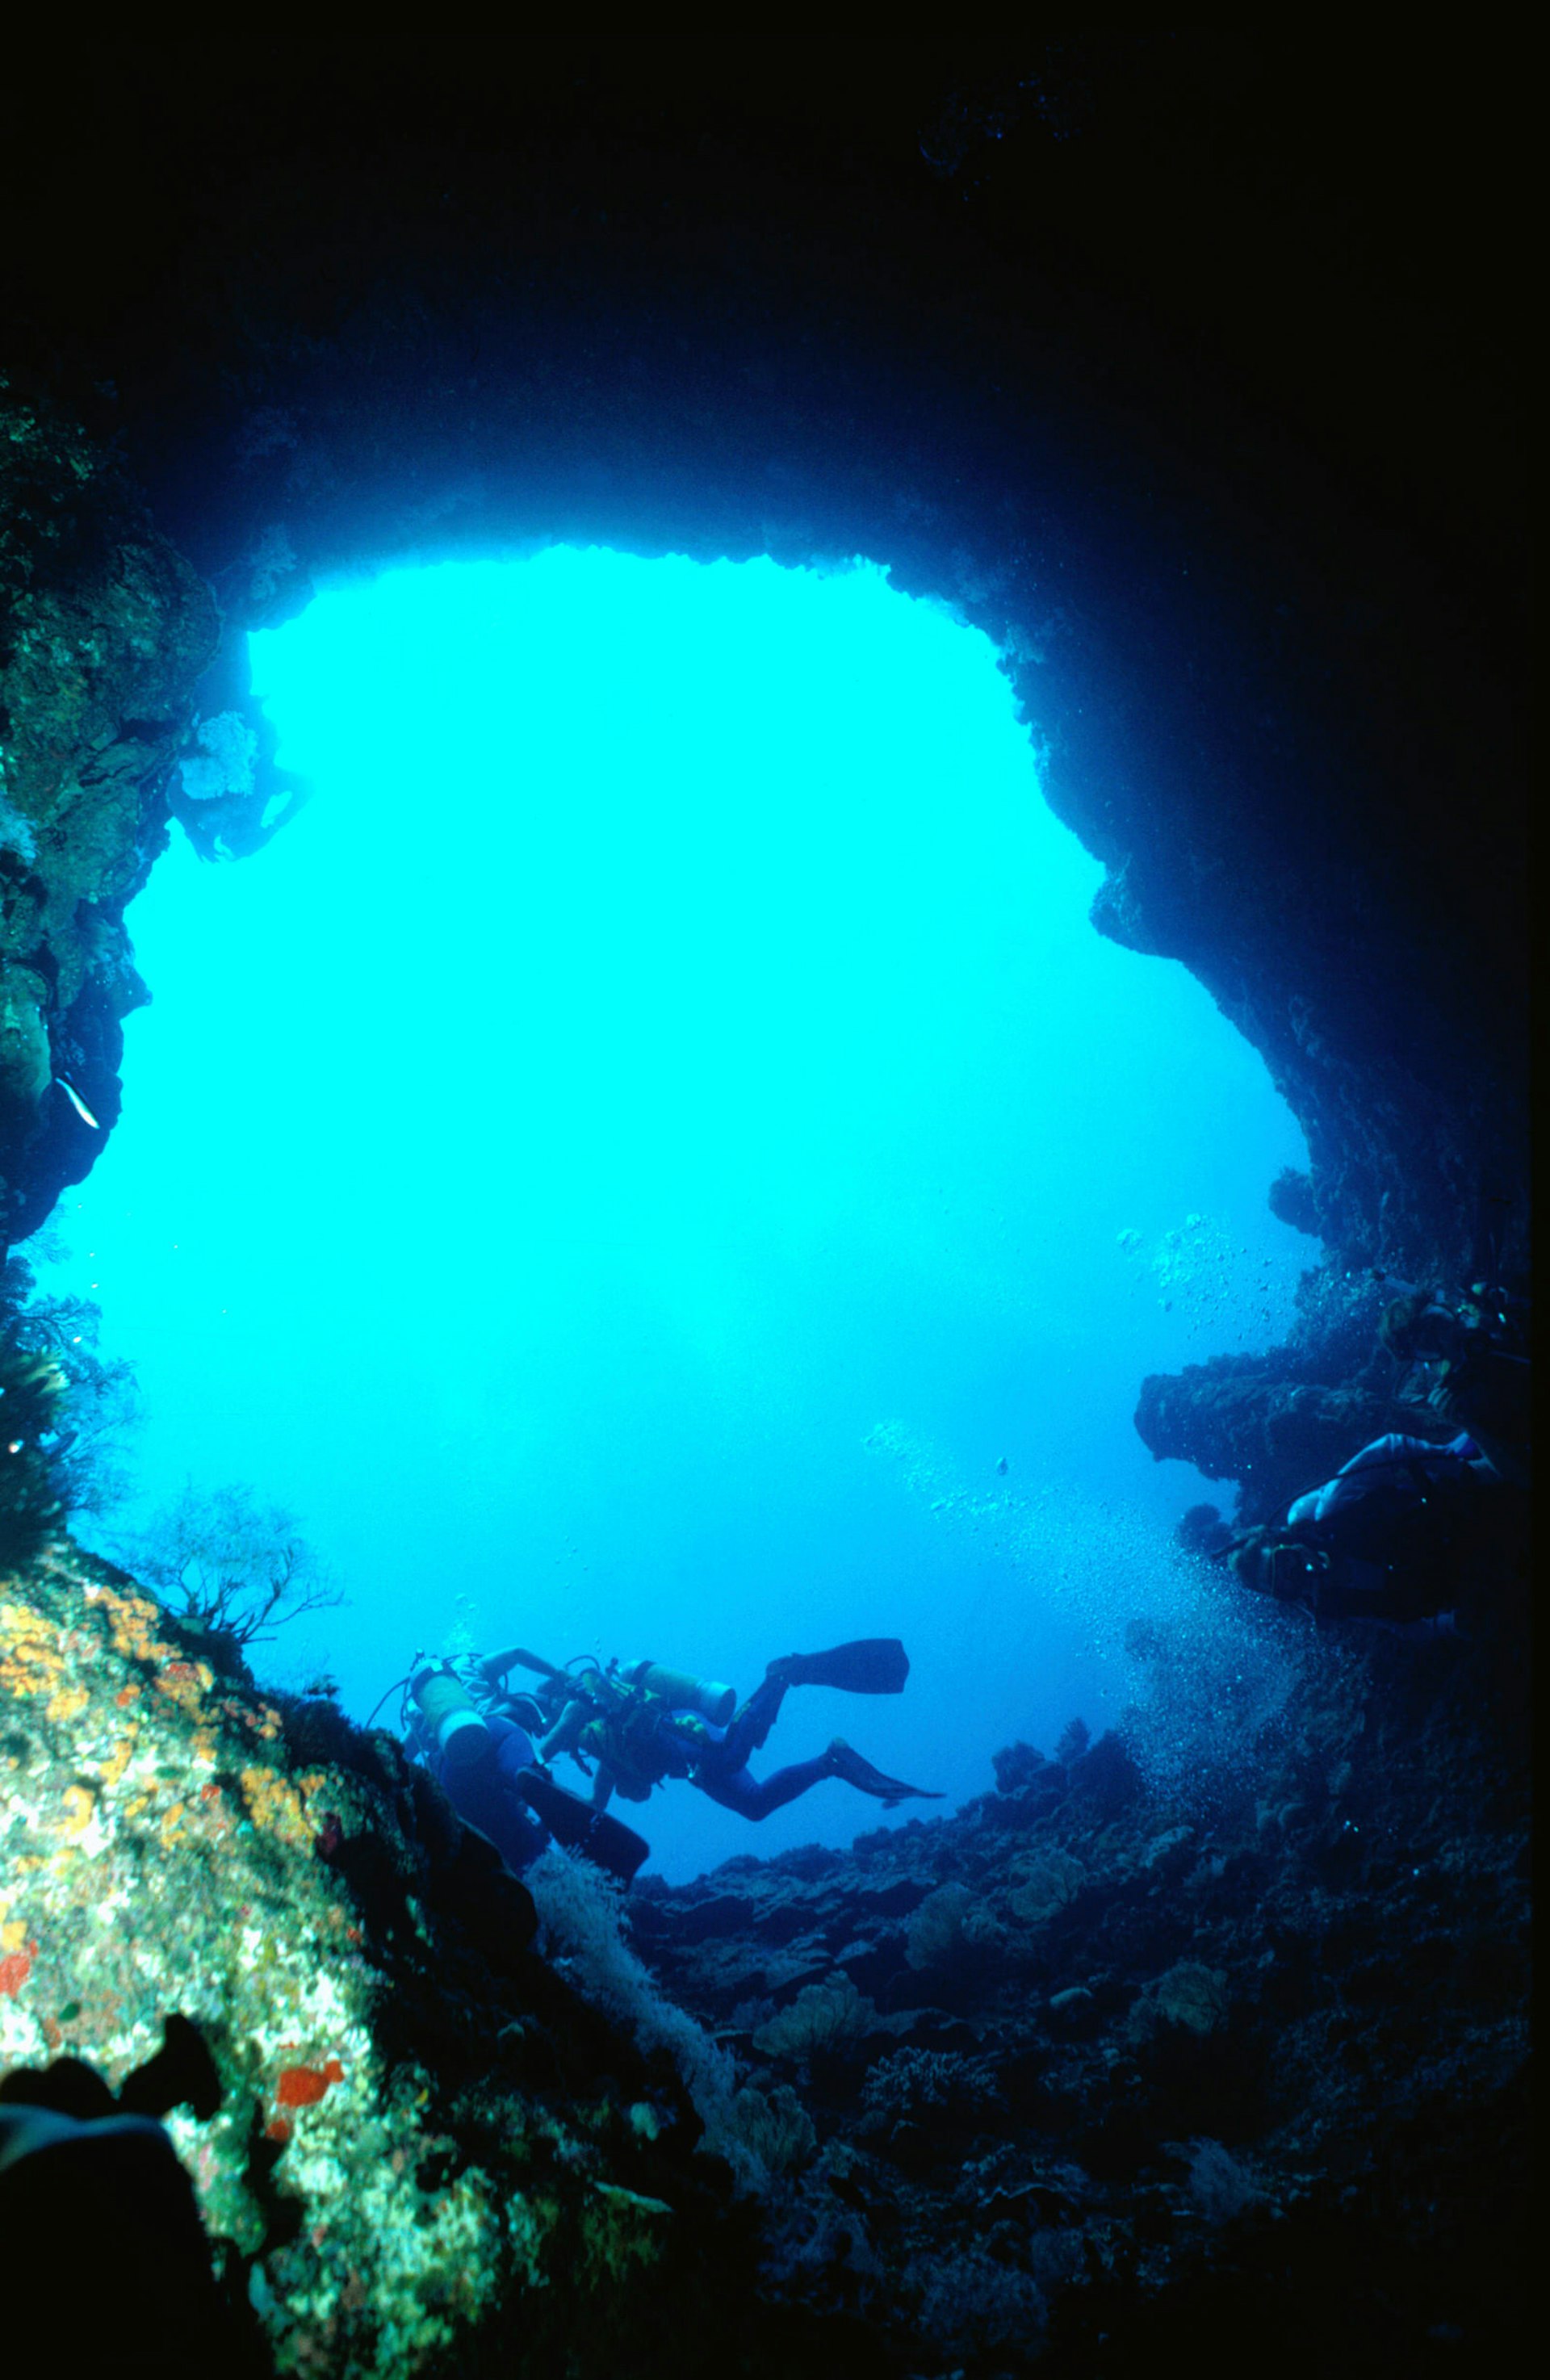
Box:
[86,1584,173,1666]
[154,1658,215,1720]
[100,1726,139,1788]
[61,1784,95,1837]
[0,1601,66,1699]
[241,1765,320,1850]
[44,1682,90,1723]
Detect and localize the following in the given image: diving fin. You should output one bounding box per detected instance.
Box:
[824,1738,944,1807]
[773,1638,911,1695]
[517,1766,651,1885]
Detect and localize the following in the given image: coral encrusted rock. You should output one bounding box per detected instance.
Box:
[627,1642,1529,2374]
[0,1539,819,2378]
[0,380,216,1243]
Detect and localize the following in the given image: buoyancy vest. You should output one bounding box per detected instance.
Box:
[573,1668,710,1801]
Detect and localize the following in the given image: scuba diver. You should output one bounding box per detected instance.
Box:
[491,1638,943,1822]
[1378,1281,1531,1485]
[396,1654,652,1884]
[401,1658,553,1874]
[392,1636,939,1881]
[1220,1428,1504,1635]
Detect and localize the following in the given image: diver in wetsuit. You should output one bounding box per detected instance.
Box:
[1223,1430,1500,1634]
[1379,1284,1531,1485]
[508,1641,941,1821]
[403,1655,654,1883]
[404,1663,550,1873]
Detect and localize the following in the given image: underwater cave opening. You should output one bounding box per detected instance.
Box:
[39,547,1315,1878]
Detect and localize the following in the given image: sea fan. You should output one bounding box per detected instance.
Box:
[0,1336,67,1568]
[752,1979,876,2061]
[905,1881,974,1970]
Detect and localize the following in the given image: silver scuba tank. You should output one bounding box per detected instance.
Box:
[628,1661,736,1727]
[410,1662,492,1770]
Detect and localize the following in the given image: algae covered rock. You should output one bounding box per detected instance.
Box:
[1127,1959,1234,2044]
[0,382,216,1242]
[903,1879,974,1970]
[1008,1850,1086,1925]
[753,1977,877,2063]
[0,1540,783,2377]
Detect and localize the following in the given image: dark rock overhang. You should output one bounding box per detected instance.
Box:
[0,36,1529,1318]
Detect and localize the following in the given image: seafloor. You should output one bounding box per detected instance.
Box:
[0,1530,1528,2375]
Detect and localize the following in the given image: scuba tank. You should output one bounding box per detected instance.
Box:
[625,1661,736,1728]
[409,1660,492,1771]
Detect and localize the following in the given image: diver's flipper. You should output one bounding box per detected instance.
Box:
[517,1766,651,1885]
[825,1738,945,1807]
[774,1639,911,1695]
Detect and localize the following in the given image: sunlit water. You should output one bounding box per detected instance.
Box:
[41,551,1313,1877]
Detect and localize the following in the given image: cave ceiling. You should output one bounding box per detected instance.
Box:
[0,32,1529,1275]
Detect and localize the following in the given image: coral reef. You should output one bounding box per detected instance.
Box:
[628,1636,1529,2373]
[23,1538,1481,2372]
[0,1540,832,2376]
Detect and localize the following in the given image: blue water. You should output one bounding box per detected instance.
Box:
[40,551,1311,1878]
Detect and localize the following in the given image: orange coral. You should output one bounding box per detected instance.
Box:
[0,1939,36,1997]
[276,2058,344,2108]
[153,1657,216,1722]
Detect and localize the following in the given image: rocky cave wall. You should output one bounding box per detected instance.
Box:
[0,44,1529,1322]
[0,42,1531,2377]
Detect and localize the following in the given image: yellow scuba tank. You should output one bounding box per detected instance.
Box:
[411,1661,492,1771]
[627,1661,736,1727]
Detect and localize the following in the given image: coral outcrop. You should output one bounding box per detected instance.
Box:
[8,1528,1527,2374]
[1133,1268,1477,1527]
[626,1643,1530,2373]
[0,1543,842,2377]
[0,383,217,1242]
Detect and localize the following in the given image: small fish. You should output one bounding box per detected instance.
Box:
[55,1078,100,1129]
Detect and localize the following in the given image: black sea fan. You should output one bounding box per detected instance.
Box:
[0,1335,67,1567]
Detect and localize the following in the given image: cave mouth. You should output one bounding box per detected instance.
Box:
[48,543,1312,1879]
